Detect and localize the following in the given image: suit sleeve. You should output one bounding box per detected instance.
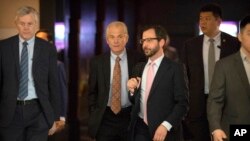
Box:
[207,61,226,132]
[128,62,145,104]
[88,58,98,113]
[166,63,189,127]
[180,41,190,80]
[57,62,68,117]
[48,45,61,120]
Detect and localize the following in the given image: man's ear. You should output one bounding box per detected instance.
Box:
[238,32,242,42]
[159,39,166,48]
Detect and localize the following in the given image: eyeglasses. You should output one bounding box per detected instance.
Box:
[139,38,159,44]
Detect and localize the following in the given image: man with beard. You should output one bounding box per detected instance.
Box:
[127,25,188,141]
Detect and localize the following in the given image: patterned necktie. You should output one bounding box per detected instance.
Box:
[208,38,215,87]
[144,62,155,124]
[111,56,121,114]
[18,41,29,100]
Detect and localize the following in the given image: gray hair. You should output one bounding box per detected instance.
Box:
[15,6,39,23]
[105,21,128,37]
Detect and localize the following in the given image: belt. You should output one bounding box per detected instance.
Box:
[17,99,38,105]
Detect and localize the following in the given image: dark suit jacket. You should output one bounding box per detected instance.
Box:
[0,35,60,127]
[129,57,189,141]
[207,51,250,138]
[181,32,240,120]
[87,49,145,138]
[57,61,68,117]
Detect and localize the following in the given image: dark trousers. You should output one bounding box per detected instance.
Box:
[134,117,151,141]
[134,117,184,141]
[183,119,210,141]
[183,95,211,141]
[96,106,131,141]
[0,100,49,141]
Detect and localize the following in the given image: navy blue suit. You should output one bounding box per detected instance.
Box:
[0,35,60,141]
[57,61,67,118]
[129,57,189,141]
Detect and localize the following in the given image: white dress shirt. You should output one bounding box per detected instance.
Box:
[203,33,221,94]
[240,47,250,85]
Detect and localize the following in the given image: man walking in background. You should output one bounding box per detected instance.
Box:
[181,3,240,141]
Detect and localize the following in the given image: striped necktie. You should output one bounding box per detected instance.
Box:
[18,41,29,100]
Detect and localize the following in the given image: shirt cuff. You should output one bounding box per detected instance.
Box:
[130,92,134,96]
[161,121,172,131]
[60,117,66,121]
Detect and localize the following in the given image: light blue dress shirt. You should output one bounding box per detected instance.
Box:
[19,36,37,100]
[108,49,131,108]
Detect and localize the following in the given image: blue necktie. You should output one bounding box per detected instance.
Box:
[18,41,29,100]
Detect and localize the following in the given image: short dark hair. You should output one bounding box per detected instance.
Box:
[140,25,168,41]
[199,3,222,19]
[36,29,53,42]
[239,15,250,32]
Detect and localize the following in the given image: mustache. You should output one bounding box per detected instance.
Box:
[143,47,151,50]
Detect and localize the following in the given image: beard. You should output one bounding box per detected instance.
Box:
[143,45,160,57]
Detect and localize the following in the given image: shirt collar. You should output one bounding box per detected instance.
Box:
[240,47,250,63]
[147,54,164,67]
[19,36,35,45]
[204,32,221,43]
[111,48,127,61]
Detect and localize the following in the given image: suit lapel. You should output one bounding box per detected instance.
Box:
[219,32,239,59]
[127,50,133,77]
[32,38,42,68]
[11,36,20,79]
[148,57,170,99]
[234,52,250,96]
[196,36,204,67]
[198,35,204,54]
[220,32,228,58]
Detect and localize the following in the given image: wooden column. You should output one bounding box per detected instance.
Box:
[67,0,81,140]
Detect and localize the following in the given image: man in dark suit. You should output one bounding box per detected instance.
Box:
[0,6,60,141]
[88,21,145,141]
[127,25,188,141]
[207,15,250,141]
[164,35,179,62]
[180,3,240,141]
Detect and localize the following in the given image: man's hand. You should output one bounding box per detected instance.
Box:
[127,77,140,93]
[55,120,66,132]
[48,122,57,136]
[153,124,168,141]
[212,129,227,141]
